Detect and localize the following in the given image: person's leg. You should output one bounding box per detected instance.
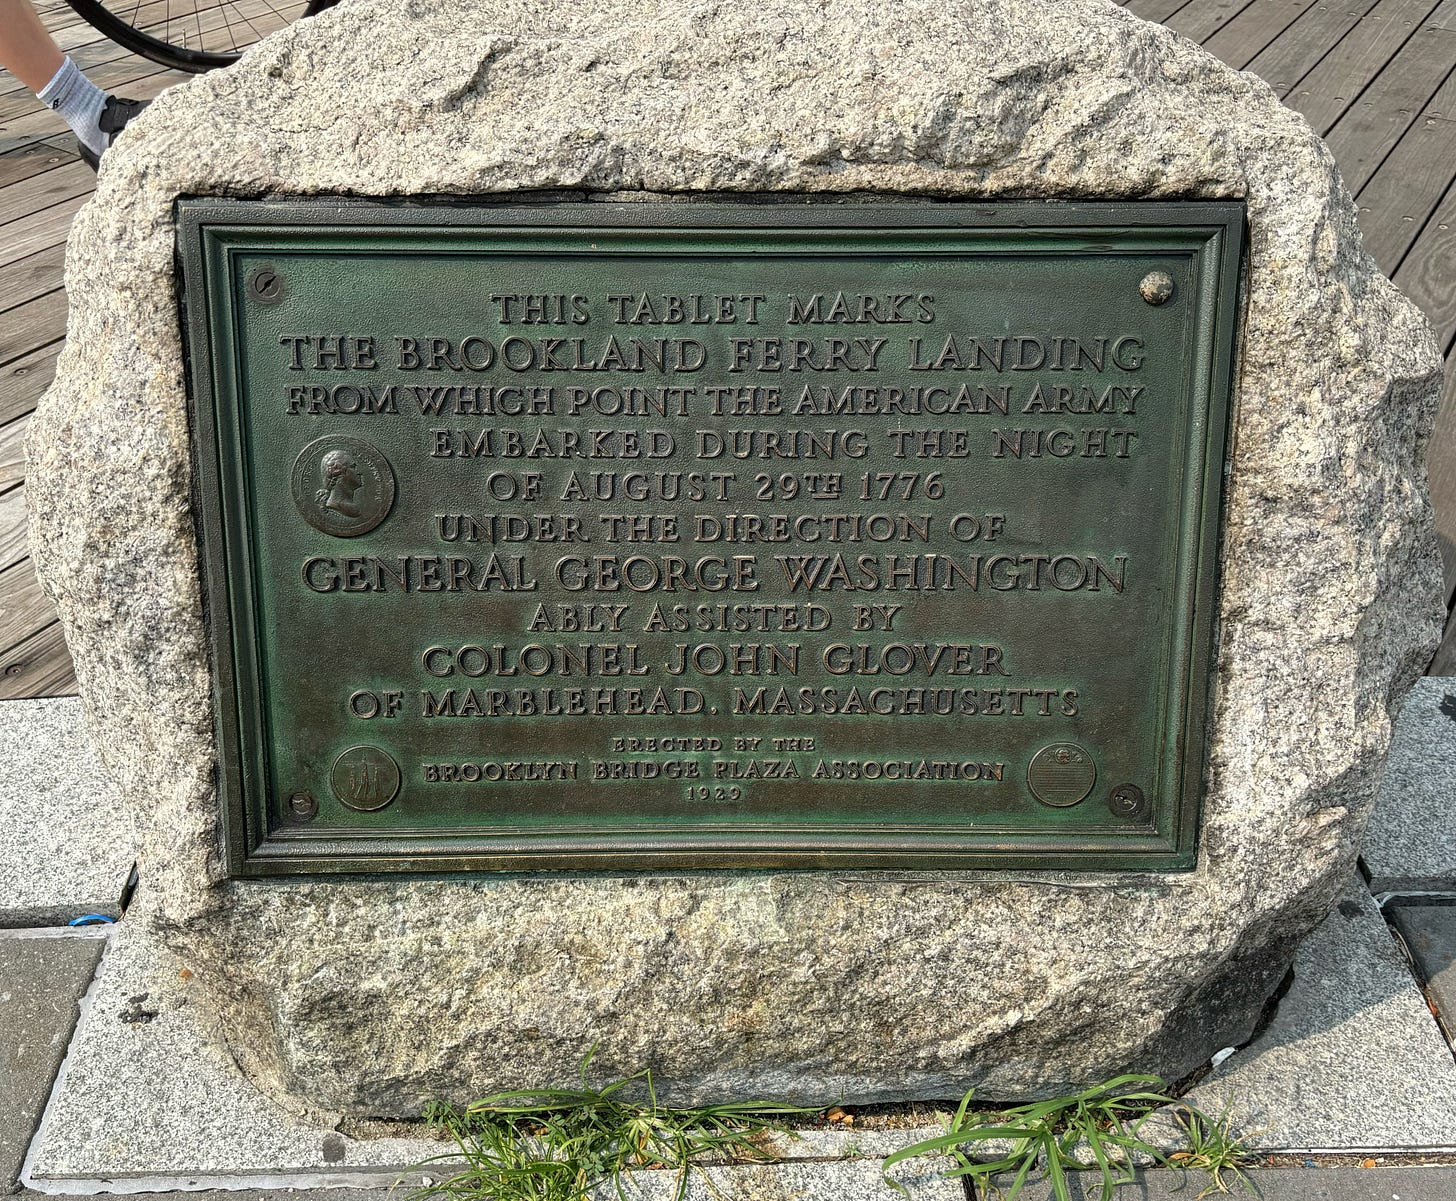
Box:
[0,0,63,92]
[0,0,117,160]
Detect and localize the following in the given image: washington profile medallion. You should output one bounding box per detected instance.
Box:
[331,745,401,812]
[290,435,395,537]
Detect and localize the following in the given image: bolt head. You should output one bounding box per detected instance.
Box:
[287,791,317,820]
[1139,270,1175,305]
[249,268,283,303]
[1108,784,1148,818]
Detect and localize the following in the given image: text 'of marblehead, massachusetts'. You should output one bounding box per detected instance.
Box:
[181,201,1242,875]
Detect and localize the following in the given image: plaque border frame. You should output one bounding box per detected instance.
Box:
[176,198,1245,878]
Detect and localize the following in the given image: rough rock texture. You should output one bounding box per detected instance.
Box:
[25,0,1444,1117]
[26,900,949,1186]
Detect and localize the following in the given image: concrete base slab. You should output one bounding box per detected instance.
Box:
[1367,679,1456,892]
[0,931,105,1192]
[0,699,136,928]
[1390,901,1456,1040]
[22,908,947,1191]
[1185,884,1456,1152]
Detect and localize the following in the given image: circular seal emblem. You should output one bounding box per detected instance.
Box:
[291,436,396,537]
[331,745,401,813]
[1027,743,1096,808]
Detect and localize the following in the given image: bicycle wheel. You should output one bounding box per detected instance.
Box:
[64,0,340,74]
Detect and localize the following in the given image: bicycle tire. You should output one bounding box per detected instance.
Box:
[63,0,340,74]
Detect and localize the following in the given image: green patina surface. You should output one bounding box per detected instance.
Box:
[178,200,1242,875]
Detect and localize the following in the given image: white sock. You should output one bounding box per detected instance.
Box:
[37,57,107,157]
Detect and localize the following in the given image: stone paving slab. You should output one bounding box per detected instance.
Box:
[16,1167,1456,1201]
[1366,678,1456,892]
[1389,901,1456,1040]
[583,1158,960,1199]
[1184,884,1456,1152]
[22,905,947,1190]
[0,699,135,928]
[0,931,105,1192]
[17,1153,962,1201]
[23,910,445,1189]
[1009,1166,1456,1199]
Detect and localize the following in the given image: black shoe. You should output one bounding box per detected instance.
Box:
[79,96,149,172]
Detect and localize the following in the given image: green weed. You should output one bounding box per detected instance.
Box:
[881,1074,1183,1201]
[1168,1101,1260,1197]
[410,1050,819,1201]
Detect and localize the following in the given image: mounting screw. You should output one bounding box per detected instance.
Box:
[1108,783,1148,819]
[287,790,317,821]
[1139,271,1174,305]
[249,267,283,304]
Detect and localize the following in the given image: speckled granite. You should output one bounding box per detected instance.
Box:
[24,0,1444,1116]
[0,699,134,927]
[1366,678,1456,890]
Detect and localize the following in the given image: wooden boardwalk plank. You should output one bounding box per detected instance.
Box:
[0,290,67,369]
[1,69,186,156]
[1125,0,1190,19]
[1286,0,1446,132]
[0,196,87,270]
[0,245,67,316]
[1205,0,1321,68]
[0,141,75,190]
[1246,0,1384,94]
[42,0,276,52]
[0,160,95,228]
[1167,0,1264,44]
[0,0,294,125]
[0,57,171,126]
[0,558,57,662]
[0,621,75,699]
[1431,610,1456,673]
[1352,67,1456,269]
[1393,185,1456,350]
[0,485,30,576]
[0,34,165,114]
[0,415,26,490]
[0,341,62,428]
[1324,20,1456,190]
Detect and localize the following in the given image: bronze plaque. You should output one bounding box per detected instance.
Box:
[178,200,1242,875]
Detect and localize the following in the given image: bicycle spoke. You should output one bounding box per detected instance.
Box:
[70,0,317,69]
[215,0,238,54]
[231,3,270,42]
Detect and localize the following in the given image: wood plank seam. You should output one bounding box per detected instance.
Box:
[1349,61,1456,208]
[1285,0,1448,135]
